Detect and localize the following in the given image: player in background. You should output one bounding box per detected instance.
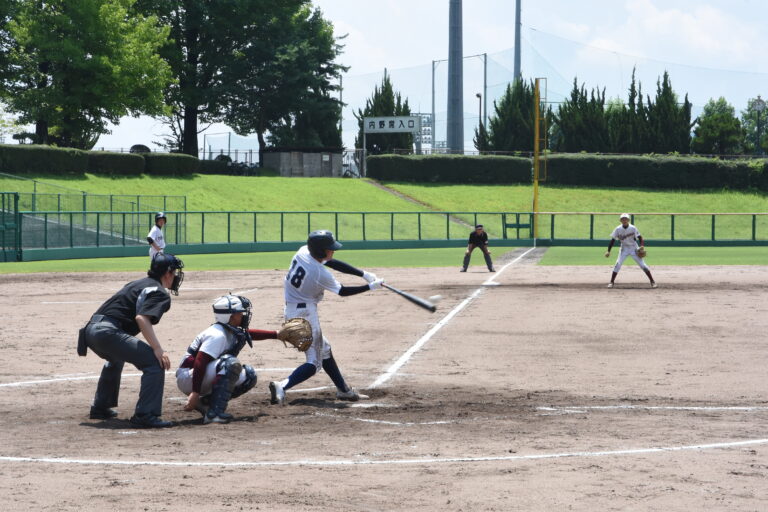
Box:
[147,212,166,260]
[269,230,385,406]
[176,295,281,424]
[461,224,495,272]
[605,213,657,288]
[80,253,184,428]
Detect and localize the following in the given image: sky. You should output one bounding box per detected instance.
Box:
[93,0,768,154]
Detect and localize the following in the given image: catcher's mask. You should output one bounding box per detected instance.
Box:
[307,230,342,259]
[213,295,252,330]
[148,253,184,295]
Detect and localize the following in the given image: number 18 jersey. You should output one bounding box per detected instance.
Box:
[284,245,342,304]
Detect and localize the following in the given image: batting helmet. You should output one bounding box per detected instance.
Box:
[148,253,185,295]
[155,212,167,222]
[307,230,342,259]
[212,295,252,330]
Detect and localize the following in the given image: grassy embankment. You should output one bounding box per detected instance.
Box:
[1,174,766,272]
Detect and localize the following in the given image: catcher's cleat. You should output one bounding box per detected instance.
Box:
[606,283,614,288]
[651,282,658,289]
[89,406,118,420]
[336,388,368,402]
[269,381,286,406]
[203,412,233,424]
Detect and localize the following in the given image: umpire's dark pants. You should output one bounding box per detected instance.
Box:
[85,315,165,418]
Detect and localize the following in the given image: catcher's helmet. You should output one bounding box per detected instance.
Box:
[155,212,167,224]
[148,253,185,295]
[307,230,342,259]
[212,295,252,329]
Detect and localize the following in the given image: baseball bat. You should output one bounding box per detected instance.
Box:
[382,283,437,313]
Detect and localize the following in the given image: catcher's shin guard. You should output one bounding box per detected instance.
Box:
[207,355,242,419]
[231,364,257,399]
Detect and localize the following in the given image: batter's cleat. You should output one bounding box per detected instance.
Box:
[129,414,173,429]
[651,282,658,289]
[606,282,614,288]
[203,411,233,424]
[89,406,118,420]
[269,381,286,406]
[336,387,369,402]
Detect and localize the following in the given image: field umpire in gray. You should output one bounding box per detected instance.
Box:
[78,253,185,428]
[461,224,495,272]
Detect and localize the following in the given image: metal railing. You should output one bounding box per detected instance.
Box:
[16,210,768,251]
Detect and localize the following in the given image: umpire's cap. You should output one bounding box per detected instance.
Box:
[307,230,342,259]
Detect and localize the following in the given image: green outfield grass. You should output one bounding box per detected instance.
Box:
[1,246,766,274]
[538,246,768,266]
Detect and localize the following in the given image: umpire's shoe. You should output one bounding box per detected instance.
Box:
[89,406,118,420]
[129,414,174,429]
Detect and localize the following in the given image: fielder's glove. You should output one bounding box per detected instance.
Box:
[277,318,313,352]
[362,271,377,284]
[637,247,647,258]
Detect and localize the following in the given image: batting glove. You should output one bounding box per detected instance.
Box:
[362,271,378,284]
[369,278,385,290]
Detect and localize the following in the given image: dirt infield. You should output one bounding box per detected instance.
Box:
[1,249,767,511]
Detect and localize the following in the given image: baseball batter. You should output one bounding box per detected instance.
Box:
[147,212,166,260]
[177,295,280,424]
[461,224,495,272]
[269,230,384,406]
[604,213,657,288]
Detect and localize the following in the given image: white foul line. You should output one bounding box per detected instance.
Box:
[369,247,536,389]
[1,438,766,468]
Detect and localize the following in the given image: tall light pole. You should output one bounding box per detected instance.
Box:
[755,95,765,156]
[476,93,482,130]
[447,0,464,153]
[514,0,521,81]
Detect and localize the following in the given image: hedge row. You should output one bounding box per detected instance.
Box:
[367,153,768,191]
[0,144,201,176]
[367,154,532,183]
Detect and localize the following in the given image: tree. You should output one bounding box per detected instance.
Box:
[224,4,345,155]
[353,73,412,153]
[740,97,767,155]
[483,79,536,152]
[691,97,743,155]
[645,71,692,153]
[3,0,172,148]
[554,79,609,152]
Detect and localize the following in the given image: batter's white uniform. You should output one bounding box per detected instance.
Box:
[175,323,251,396]
[610,223,649,272]
[284,245,341,369]
[147,224,165,259]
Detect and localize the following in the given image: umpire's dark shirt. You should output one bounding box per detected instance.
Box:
[94,277,171,335]
[468,230,488,245]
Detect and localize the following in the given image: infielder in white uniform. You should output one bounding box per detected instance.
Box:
[269,230,384,406]
[604,213,657,288]
[177,295,281,423]
[147,212,166,260]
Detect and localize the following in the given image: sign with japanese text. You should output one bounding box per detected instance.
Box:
[363,116,421,134]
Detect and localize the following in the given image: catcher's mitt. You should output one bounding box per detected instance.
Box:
[637,247,647,258]
[277,318,313,352]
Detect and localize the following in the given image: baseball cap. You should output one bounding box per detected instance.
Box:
[475,224,483,229]
[619,213,630,220]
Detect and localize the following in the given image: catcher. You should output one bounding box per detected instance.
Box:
[176,295,312,424]
[604,213,657,289]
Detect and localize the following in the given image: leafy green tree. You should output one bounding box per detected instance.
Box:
[473,121,490,152]
[554,79,609,152]
[691,97,743,155]
[353,73,412,153]
[3,0,171,148]
[740,97,767,155]
[645,71,692,153]
[223,4,345,155]
[483,79,536,152]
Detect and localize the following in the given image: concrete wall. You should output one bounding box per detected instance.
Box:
[263,151,342,177]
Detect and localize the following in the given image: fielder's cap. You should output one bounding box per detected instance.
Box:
[620,213,630,220]
[475,224,483,229]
